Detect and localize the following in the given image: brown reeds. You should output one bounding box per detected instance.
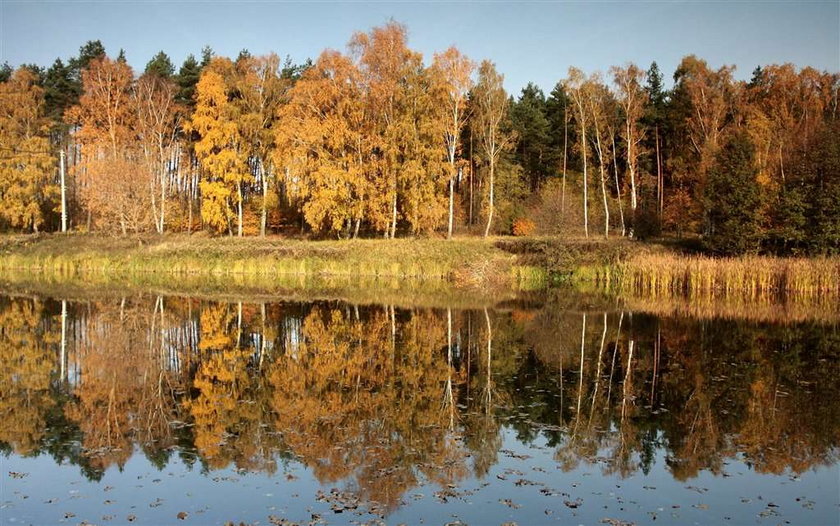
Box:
[599,254,840,300]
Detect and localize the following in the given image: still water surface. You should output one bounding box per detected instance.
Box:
[1,292,838,525]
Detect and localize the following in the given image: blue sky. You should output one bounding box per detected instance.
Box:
[2,1,838,95]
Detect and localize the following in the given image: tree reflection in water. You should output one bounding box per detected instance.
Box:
[0,293,838,510]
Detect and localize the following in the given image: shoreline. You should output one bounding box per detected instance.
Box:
[1,233,838,301]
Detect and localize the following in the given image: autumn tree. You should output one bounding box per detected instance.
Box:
[189,57,250,236]
[473,60,513,237]
[611,63,648,231]
[430,47,474,239]
[585,74,615,238]
[0,68,58,231]
[350,21,447,237]
[276,50,370,236]
[236,54,285,236]
[670,56,740,233]
[564,67,591,237]
[134,72,181,233]
[66,56,146,233]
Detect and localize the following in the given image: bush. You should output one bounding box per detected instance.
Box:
[512,218,536,236]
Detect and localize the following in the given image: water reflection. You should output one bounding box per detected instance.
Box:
[1,293,838,514]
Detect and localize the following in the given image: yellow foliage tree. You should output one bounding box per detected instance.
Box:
[0,68,58,231]
[276,50,370,235]
[189,58,250,236]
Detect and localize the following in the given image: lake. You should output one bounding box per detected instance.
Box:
[1,290,838,525]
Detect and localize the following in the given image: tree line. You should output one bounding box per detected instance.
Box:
[1,21,838,254]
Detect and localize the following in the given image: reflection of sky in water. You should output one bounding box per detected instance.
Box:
[4,428,838,525]
[2,295,839,525]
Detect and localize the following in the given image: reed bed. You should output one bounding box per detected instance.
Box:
[592,253,840,300]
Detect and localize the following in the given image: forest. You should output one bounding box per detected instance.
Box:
[1,21,838,256]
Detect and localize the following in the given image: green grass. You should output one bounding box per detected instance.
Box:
[0,233,522,289]
[2,234,838,302]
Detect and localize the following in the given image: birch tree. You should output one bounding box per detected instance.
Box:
[564,67,590,237]
[585,75,613,239]
[189,58,249,236]
[473,60,512,237]
[236,54,285,236]
[611,63,648,230]
[430,47,474,239]
[134,72,181,234]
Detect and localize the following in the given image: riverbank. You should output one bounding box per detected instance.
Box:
[0,233,549,290]
[1,234,838,300]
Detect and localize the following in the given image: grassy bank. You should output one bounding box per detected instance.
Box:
[0,233,548,291]
[2,234,838,302]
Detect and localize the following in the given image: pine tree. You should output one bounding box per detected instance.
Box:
[704,132,764,255]
[145,51,175,79]
[175,54,202,108]
[0,63,12,83]
[510,83,551,190]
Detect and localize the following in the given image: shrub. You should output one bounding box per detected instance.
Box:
[512,217,536,236]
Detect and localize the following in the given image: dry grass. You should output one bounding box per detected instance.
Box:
[588,253,840,300]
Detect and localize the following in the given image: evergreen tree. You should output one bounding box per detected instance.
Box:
[804,122,840,254]
[510,83,551,190]
[19,64,45,84]
[748,65,765,88]
[43,59,77,122]
[704,132,764,255]
[280,56,312,81]
[69,40,106,82]
[545,82,576,172]
[145,51,175,78]
[175,54,202,108]
[235,49,252,65]
[0,63,12,83]
[200,46,214,68]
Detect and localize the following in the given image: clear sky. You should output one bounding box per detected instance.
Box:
[2,1,838,95]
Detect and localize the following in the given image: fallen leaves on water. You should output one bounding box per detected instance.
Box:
[499,498,521,509]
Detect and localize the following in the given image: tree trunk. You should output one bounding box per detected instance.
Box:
[612,135,626,236]
[150,162,159,234]
[160,165,166,234]
[469,129,474,226]
[600,161,609,239]
[237,180,243,237]
[261,168,268,237]
[562,111,568,215]
[60,150,67,233]
[627,120,637,214]
[656,125,663,228]
[390,188,397,239]
[447,174,454,239]
[484,158,495,237]
[581,125,589,238]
